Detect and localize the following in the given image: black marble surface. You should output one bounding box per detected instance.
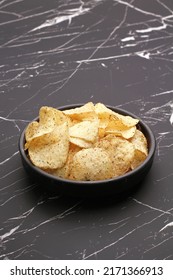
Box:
[1,0,173,260]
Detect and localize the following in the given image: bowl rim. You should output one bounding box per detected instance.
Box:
[19,104,156,185]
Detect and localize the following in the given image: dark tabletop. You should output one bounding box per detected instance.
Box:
[1,0,173,260]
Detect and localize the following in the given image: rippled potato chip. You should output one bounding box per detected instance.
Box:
[70,148,113,181]
[28,122,69,170]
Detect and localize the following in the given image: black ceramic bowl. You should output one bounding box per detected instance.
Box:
[19,104,156,198]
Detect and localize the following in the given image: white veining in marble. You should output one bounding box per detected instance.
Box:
[1,0,173,260]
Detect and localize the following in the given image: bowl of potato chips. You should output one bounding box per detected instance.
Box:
[19,102,156,197]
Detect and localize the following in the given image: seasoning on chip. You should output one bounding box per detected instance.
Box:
[25,102,148,181]
[69,119,99,143]
[69,147,114,181]
[95,135,135,177]
[28,122,69,170]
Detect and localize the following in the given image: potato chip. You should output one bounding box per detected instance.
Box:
[99,117,109,129]
[63,102,96,120]
[25,121,39,144]
[25,106,68,147]
[51,144,81,179]
[95,103,124,129]
[39,106,66,123]
[35,106,67,135]
[69,137,93,148]
[131,150,146,169]
[95,103,139,128]
[106,115,128,130]
[95,102,110,117]
[130,129,148,169]
[28,122,69,169]
[130,129,148,156]
[97,118,109,138]
[96,135,135,177]
[105,126,136,139]
[69,119,99,143]
[115,113,139,128]
[67,118,80,127]
[69,147,113,181]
